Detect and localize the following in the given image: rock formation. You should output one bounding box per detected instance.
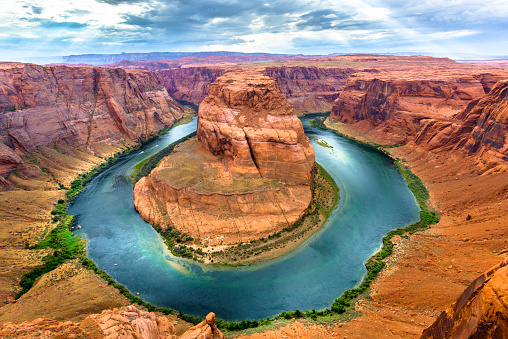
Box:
[134,71,315,244]
[196,71,315,185]
[421,259,508,339]
[0,62,186,188]
[328,70,508,145]
[0,305,224,339]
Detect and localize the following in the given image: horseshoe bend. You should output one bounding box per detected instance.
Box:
[133,71,323,261]
[2,52,508,338]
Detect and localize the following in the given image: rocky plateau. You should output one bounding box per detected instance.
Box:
[134,71,315,245]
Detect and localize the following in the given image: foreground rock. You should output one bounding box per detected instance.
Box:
[0,305,223,339]
[180,313,224,339]
[421,259,508,338]
[0,62,186,188]
[134,71,314,245]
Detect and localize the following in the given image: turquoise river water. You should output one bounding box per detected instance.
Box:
[69,116,420,321]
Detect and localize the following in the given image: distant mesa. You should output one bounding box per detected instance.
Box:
[133,71,315,245]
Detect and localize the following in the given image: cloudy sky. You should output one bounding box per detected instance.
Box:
[2,0,508,61]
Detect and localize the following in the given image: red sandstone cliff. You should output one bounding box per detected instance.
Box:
[414,79,508,174]
[197,71,315,185]
[134,71,315,245]
[0,62,186,186]
[329,70,508,145]
[158,67,227,105]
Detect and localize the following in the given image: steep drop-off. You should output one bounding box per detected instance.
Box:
[0,62,186,187]
[413,79,508,174]
[134,71,315,245]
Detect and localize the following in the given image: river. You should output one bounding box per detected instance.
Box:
[69,116,420,321]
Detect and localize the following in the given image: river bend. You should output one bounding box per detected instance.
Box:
[69,116,420,321]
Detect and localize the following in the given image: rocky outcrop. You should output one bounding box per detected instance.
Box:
[329,69,508,144]
[0,62,185,182]
[462,80,508,173]
[0,305,223,339]
[180,313,224,339]
[421,259,508,339]
[329,71,504,145]
[134,71,315,244]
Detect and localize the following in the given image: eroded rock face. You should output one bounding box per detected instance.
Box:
[421,259,508,339]
[197,71,315,185]
[0,62,185,181]
[329,71,508,145]
[134,71,314,244]
[158,67,227,105]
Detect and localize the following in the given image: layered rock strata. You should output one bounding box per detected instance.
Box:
[329,70,508,145]
[134,71,315,244]
[0,62,185,186]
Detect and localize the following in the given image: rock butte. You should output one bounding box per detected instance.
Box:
[134,71,315,245]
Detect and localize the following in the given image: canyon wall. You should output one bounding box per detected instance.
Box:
[158,65,359,115]
[328,70,508,145]
[0,62,186,186]
[134,71,315,244]
[414,79,508,174]
[158,67,227,105]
